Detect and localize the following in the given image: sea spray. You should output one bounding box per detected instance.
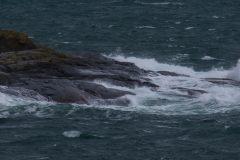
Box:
[227,59,240,81]
[108,54,229,78]
[104,55,240,114]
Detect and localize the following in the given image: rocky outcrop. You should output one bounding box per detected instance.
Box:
[0,29,36,53]
[0,45,157,105]
[3,30,231,105]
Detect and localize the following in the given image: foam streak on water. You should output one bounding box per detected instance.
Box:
[63,131,81,138]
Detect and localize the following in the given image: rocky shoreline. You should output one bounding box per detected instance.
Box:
[0,29,160,105]
[0,29,238,106]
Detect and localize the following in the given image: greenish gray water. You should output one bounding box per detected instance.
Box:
[1,0,240,159]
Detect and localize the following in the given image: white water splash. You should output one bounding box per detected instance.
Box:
[110,54,228,78]
[227,59,240,81]
[0,87,54,118]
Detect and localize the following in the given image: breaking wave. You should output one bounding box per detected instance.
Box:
[0,55,240,117]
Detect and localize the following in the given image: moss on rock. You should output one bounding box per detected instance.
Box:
[0,29,36,53]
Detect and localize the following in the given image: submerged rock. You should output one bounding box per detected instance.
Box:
[171,87,207,97]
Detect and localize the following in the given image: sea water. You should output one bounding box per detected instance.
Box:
[1,0,240,159]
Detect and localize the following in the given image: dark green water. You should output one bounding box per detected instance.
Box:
[1,0,240,70]
[1,109,240,159]
[1,0,240,159]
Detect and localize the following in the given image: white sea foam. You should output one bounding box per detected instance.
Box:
[63,131,81,138]
[0,92,20,107]
[0,87,54,118]
[185,27,194,30]
[201,56,215,60]
[135,26,156,29]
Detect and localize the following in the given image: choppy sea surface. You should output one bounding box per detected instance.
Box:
[1,0,240,159]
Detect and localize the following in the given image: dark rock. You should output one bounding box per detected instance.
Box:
[172,87,207,97]
[74,81,135,99]
[142,81,159,88]
[0,30,36,52]
[204,78,240,86]
[157,71,190,77]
